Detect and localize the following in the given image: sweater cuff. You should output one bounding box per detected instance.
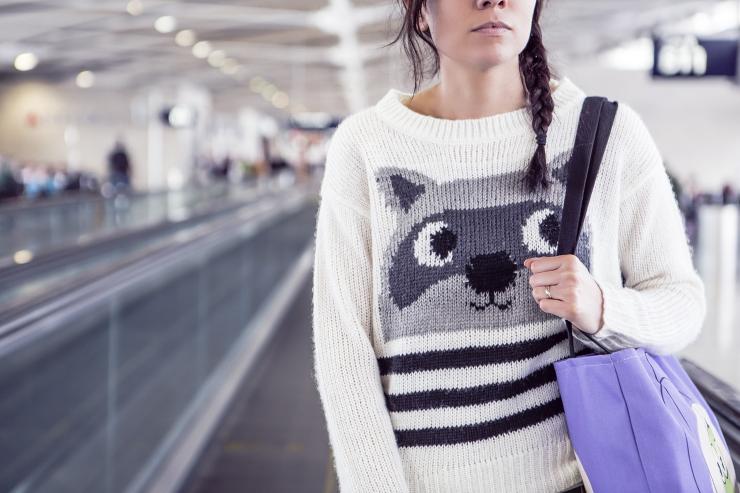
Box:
[570,276,630,349]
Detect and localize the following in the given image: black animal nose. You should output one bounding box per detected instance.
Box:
[465,251,518,295]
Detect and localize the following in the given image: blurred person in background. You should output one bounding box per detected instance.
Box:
[682,173,702,249]
[21,162,52,199]
[211,154,232,179]
[0,156,23,201]
[664,163,683,206]
[108,139,132,191]
[43,164,66,197]
[51,161,70,194]
[255,135,272,178]
[721,183,737,205]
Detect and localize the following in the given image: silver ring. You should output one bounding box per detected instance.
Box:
[545,285,552,299]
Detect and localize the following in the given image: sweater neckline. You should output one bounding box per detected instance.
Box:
[374,75,585,144]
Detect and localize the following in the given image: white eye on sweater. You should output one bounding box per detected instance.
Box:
[522,208,559,255]
[414,220,457,267]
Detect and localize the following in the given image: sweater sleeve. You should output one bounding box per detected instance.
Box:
[311,121,410,493]
[572,103,707,355]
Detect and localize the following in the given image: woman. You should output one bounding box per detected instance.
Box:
[311,0,706,491]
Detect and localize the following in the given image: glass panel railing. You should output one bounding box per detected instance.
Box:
[0,187,319,493]
[0,181,274,259]
[0,183,278,309]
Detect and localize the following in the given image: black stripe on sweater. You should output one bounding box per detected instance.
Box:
[394,396,565,447]
[385,362,556,412]
[384,346,596,412]
[378,330,568,376]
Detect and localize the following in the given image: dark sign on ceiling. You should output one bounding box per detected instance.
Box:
[652,33,738,78]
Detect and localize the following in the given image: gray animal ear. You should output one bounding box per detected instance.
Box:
[550,149,572,186]
[375,167,433,214]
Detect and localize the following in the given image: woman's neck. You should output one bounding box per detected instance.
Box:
[404,60,529,121]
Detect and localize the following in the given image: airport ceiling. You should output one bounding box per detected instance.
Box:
[0,0,722,118]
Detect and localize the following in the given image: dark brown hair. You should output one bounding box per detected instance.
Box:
[385,0,557,193]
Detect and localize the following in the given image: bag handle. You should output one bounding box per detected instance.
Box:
[555,95,618,357]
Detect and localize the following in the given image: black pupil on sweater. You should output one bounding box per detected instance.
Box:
[539,212,560,248]
[430,227,457,260]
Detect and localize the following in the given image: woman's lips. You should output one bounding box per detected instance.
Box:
[473,26,510,36]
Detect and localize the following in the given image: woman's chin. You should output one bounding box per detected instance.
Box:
[467,55,516,72]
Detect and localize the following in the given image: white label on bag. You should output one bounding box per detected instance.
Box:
[691,402,736,493]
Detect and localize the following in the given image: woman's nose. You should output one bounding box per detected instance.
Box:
[476,0,506,9]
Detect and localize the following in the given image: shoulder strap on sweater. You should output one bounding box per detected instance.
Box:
[557,95,619,357]
[557,96,618,257]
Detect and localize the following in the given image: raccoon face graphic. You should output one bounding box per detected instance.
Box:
[374,150,592,343]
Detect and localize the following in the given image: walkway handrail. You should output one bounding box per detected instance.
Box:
[0,187,315,358]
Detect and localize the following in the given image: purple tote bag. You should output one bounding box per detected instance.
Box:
[553,96,737,493]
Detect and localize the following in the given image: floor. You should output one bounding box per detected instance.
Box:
[179,276,338,493]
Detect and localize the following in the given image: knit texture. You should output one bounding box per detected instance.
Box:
[311,76,706,493]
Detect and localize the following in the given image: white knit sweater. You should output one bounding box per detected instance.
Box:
[310,76,706,493]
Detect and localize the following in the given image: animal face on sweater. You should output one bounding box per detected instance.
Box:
[374,150,592,343]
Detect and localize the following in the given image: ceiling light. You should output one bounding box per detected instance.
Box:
[249,76,266,92]
[272,91,290,109]
[260,84,277,100]
[192,41,211,58]
[126,0,143,16]
[220,58,239,75]
[13,250,33,265]
[175,29,196,47]
[154,16,177,34]
[207,50,226,68]
[14,52,38,71]
[76,70,95,88]
[168,105,195,128]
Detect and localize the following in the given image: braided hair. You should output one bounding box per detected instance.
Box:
[386,0,557,193]
[519,0,554,193]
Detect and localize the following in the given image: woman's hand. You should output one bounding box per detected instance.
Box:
[523,254,605,335]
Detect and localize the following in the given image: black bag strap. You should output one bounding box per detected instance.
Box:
[556,95,619,357]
